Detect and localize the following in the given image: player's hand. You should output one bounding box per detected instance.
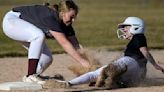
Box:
[79,59,90,68]
[154,64,164,74]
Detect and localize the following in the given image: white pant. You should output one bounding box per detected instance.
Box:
[69,56,146,85]
[2,11,53,74]
[113,56,146,85]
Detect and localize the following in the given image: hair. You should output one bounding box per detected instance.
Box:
[44,0,79,15]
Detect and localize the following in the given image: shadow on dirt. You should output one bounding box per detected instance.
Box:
[138,78,164,87]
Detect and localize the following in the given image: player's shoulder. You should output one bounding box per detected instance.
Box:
[133,34,146,39]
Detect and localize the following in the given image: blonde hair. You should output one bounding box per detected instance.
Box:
[44,0,79,15]
[58,0,78,14]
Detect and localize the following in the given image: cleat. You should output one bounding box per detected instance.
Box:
[22,74,45,85]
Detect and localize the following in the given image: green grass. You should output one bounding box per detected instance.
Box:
[0,0,164,57]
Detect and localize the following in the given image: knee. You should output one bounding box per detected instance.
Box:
[31,32,45,42]
[48,56,53,65]
[36,33,45,41]
[49,58,53,65]
[45,55,53,67]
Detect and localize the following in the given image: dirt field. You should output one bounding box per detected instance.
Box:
[0,49,164,92]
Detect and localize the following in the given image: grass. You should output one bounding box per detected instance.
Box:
[0,0,164,57]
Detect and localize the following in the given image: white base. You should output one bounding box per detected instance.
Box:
[0,82,42,91]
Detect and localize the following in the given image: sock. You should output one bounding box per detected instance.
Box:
[27,59,39,77]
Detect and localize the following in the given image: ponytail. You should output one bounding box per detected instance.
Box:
[43,2,50,6]
[43,2,59,11]
[52,4,59,11]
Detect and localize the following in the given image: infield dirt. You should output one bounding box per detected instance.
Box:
[0,49,164,92]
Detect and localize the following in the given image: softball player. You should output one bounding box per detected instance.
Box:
[2,0,90,84]
[59,17,164,88]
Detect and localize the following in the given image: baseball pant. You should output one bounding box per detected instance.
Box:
[2,11,53,74]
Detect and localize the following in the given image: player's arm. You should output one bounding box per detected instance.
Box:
[67,35,81,50]
[140,47,164,73]
[49,30,90,67]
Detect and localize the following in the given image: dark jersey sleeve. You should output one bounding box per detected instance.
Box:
[64,26,75,36]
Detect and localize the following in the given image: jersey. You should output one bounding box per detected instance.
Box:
[124,34,147,67]
[12,5,75,38]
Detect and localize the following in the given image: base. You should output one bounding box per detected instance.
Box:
[0,81,42,91]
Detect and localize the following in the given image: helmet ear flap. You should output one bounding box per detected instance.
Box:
[130,25,144,34]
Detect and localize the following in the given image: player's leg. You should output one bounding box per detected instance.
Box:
[95,66,107,87]
[16,19,46,84]
[2,11,46,84]
[113,56,146,86]
[2,11,45,59]
[68,65,106,86]
[96,63,127,89]
[22,42,53,75]
[36,43,53,74]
